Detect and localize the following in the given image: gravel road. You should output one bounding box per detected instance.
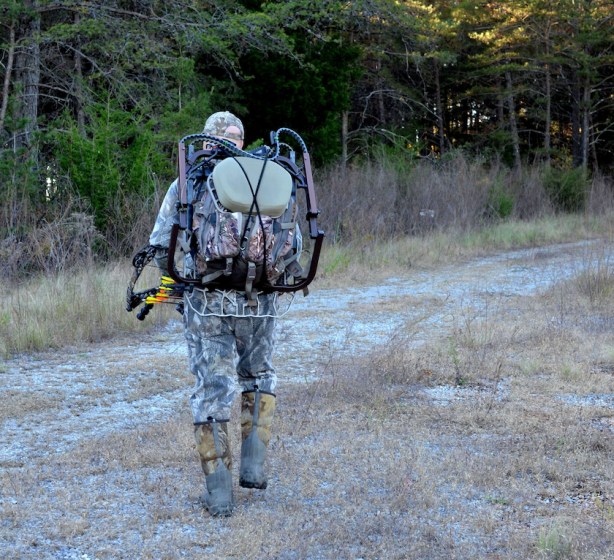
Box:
[2,239,610,466]
[1,239,612,560]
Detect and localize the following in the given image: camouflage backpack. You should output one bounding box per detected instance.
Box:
[166,128,324,304]
[192,155,303,298]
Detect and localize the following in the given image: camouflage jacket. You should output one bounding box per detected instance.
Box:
[149,178,179,251]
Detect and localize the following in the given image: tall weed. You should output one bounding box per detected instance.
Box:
[457,213,603,252]
[543,167,588,212]
[315,153,596,244]
[587,172,614,215]
[571,245,614,306]
[2,149,612,282]
[0,262,173,357]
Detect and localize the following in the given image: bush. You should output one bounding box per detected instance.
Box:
[543,167,587,212]
[487,184,515,220]
[316,150,505,243]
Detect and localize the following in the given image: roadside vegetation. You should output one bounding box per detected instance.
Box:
[2,152,613,357]
[2,149,613,560]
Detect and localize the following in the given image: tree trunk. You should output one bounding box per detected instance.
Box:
[0,23,16,135]
[581,77,590,173]
[541,22,552,168]
[571,73,582,167]
[13,0,41,156]
[505,70,522,172]
[543,63,552,167]
[496,76,504,125]
[73,12,86,136]
[341,110,348,168]
[375,51,385,124]
[377,85,385,125]
[433,58,445,156]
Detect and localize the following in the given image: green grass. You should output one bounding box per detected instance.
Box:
[457,213,609,253]
[537,522,573,560]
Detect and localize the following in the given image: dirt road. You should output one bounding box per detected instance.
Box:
[2,240,605,466]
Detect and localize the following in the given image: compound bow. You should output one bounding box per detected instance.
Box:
[125,245,186,320]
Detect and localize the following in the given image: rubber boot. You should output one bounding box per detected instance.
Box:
[239,390,276,489]
[194,421,234,516]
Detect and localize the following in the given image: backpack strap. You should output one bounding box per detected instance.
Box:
[245,262,258,306]
[202,257,234,284]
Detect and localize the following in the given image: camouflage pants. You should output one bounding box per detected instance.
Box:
[183,290,277,424]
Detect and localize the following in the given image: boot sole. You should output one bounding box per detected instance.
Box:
[206,505,234,517]
[239,477,267,490]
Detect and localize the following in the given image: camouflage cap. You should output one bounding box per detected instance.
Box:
[203,111,244,141]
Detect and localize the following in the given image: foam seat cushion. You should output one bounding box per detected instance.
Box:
[212,157,292,218]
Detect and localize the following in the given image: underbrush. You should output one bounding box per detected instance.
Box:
[316,212,613,285]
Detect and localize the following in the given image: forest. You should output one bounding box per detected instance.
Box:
[1,0,613,280]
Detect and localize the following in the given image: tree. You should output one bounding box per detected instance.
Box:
[459,1,536,171]
[0,0,294,242]
[556,0,614,172]
[1,0,41,155]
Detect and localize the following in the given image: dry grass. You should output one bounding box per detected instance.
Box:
[314,211,614,288]
[2,211,612,357]
[1,239,613,559]
[316,156,613,247]
[0,261,176,357]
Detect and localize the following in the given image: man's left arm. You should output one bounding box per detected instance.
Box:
[149,179,180,273]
